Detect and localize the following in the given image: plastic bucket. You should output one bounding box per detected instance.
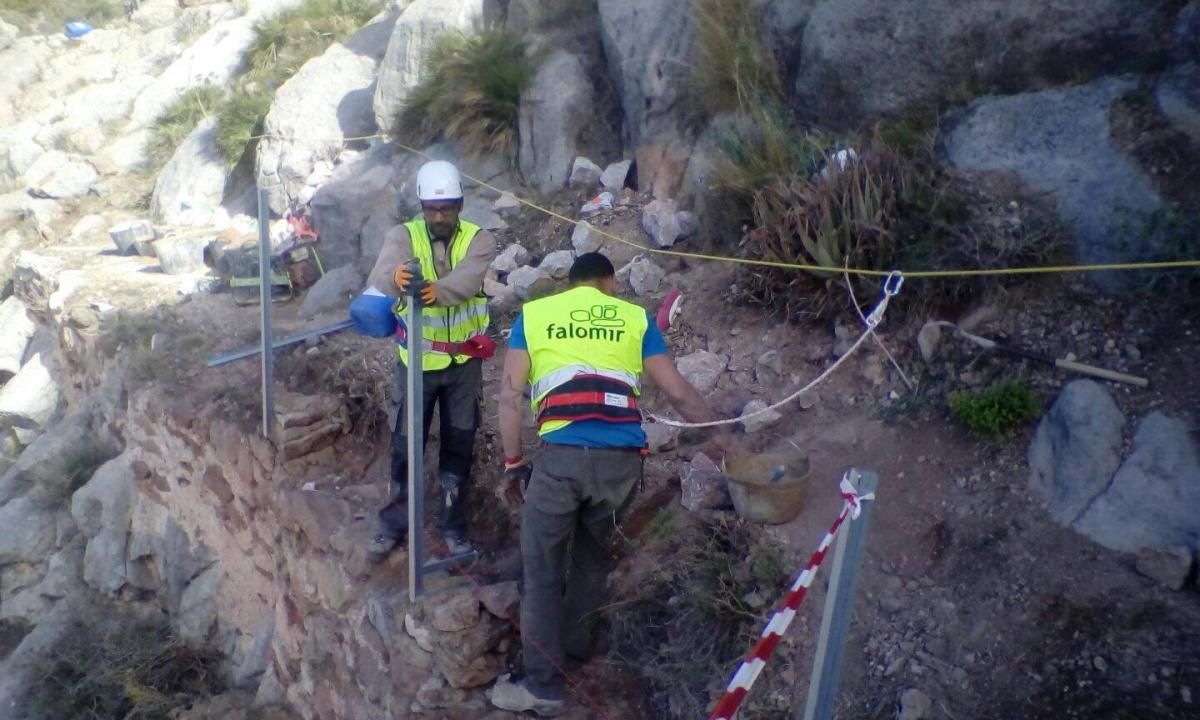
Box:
[724,451,809,524]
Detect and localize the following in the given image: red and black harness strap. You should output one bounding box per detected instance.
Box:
[536,375,641,426]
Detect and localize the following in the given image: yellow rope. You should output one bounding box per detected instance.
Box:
[250,131,1200,279]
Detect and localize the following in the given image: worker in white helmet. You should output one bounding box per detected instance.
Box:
[351,160,498,560]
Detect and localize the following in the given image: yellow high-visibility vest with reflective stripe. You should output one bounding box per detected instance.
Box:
[522,285,647,436]
[395,219,490,370]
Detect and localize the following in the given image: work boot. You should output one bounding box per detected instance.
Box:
[365,534,403,563]
[489,674,565,717]
[437,471,470,538]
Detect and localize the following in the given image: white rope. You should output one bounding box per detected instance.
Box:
[648,273,904,429]
[844,269,915,391]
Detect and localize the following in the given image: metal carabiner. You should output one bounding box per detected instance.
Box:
[882,270,904,297]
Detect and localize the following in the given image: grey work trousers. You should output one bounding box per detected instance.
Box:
[520,444,643,696]
[379,358,482,538]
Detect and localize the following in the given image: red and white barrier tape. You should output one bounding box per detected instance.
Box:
[707,473,876,720]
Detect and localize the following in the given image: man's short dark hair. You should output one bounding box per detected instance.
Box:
[569,252,615,283]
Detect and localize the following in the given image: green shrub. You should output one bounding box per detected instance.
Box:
[148,86,223,169]
[690,0,783,116]
[949,379,1041,439]
[395,28,532,158]
[0,0,120,33]
[24,622,224,720]
[214,83,272,166]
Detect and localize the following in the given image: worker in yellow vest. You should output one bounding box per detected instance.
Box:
[490,252,730,716]
[352,160,497,560]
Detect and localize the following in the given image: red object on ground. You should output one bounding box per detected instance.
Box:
[656,290,682,332]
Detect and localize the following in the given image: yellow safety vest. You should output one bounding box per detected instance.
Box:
[522,285,648,436]
[395,219,490,370]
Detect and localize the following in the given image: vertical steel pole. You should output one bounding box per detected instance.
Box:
[802,469,879,720]
[257,188,274,438]
[406,260,425,602]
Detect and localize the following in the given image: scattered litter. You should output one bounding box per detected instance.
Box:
[302,481,318,492]
[655,289,682,332]
[64,21,93,39]
[579,191,614,217]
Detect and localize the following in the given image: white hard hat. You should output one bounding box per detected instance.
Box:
[416,160,463,201]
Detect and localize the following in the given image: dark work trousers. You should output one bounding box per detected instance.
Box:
[378,358,482,539]
[520,444,643,696]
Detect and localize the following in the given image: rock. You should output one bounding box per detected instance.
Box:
[493,192,520,212]
[624,255,664,296]
[24,151,97,199]
[897,688,932,720]
[153,233,213,275]
[373,0,499,134]
[676,350,725,394]
[71,455,138,594]
[598,0,692,148]
[256,13,394,213]
[1073,412,1200,553]
[1028,380,1125,527]
[0,353,59,432]
[755,350,784,386]
[0,497,58,566]
[796,0,1183,125]
[100,129,152,174]
[571,221,601,254]
[1158,2,1200,141]
[681,452,732,512]
[299,265,363,319]
[415,676,468,709]
[12,252,63,317]
[0,413,115,505]
[945,78,1161,289]
[917,321,943,363]
[0,19,16,52]
[152,119,227,226]
[491,244,529,275]
[109,220,156,255]
[600,160,632,192]
[568,157,603,188]
[178,564,222,643]
[461,194,507,231]
[430,590,482,632]
[833,321,857,357]
[741,399,782,433]
[644,422,679,453]
[538,250,574,280]
[405,612,437,653]
[313,151,404,272]
[478,581,519,619]
[518,50,594,193]
[507,265,555,301]
[69,215,107,242]
[0,297,35,382]
[641,198,696,248]
[1135,546,1195,591]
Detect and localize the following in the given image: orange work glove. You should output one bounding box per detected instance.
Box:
[420,281,438,307]
[393,265,414,292]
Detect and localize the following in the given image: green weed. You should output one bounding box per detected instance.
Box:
[395,28,533,158]
[949,378,1041,439]
[148,86,223,170]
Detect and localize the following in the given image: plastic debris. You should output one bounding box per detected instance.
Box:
[579,192,614,217]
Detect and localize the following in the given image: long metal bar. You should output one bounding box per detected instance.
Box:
[406,261,425,602]
[802,469,879,720]
[257,188,274,438]
[206,320,354,367]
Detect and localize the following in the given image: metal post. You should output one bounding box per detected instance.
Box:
[802,469,879,720]
[406,260,425,602]
[257,187,274,438]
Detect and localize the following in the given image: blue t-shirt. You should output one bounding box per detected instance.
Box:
[509,311,667,448]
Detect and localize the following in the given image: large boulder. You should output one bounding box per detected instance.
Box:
[71,455,138,595]
[0,413,116,506]
[0,18,16,52]
[518,50,594,193]
[256,11,396,214]
[299,265,363,319]
[0,353,60,434]
[373,0,500,135]
[944,77,1162,289]
[1158,1,1200,140]
[24,151,97,199]
[1028,380,1126,526]
[0,296,35,382]
[794,0,1185,124]
[1073,412,1200,553]
[0,497,58,566]
[152,119,228,226]
[311,151,404,272]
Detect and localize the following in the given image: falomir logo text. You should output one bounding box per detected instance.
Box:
[543,322,628,342]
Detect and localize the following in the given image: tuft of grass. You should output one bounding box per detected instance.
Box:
[24,622,224,720]
[949,378,1041,439]
[690,0,783,116]
[0,0,120,34]
[148,86,223,170]
[395,28,533,158]
[214,83,272,166]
